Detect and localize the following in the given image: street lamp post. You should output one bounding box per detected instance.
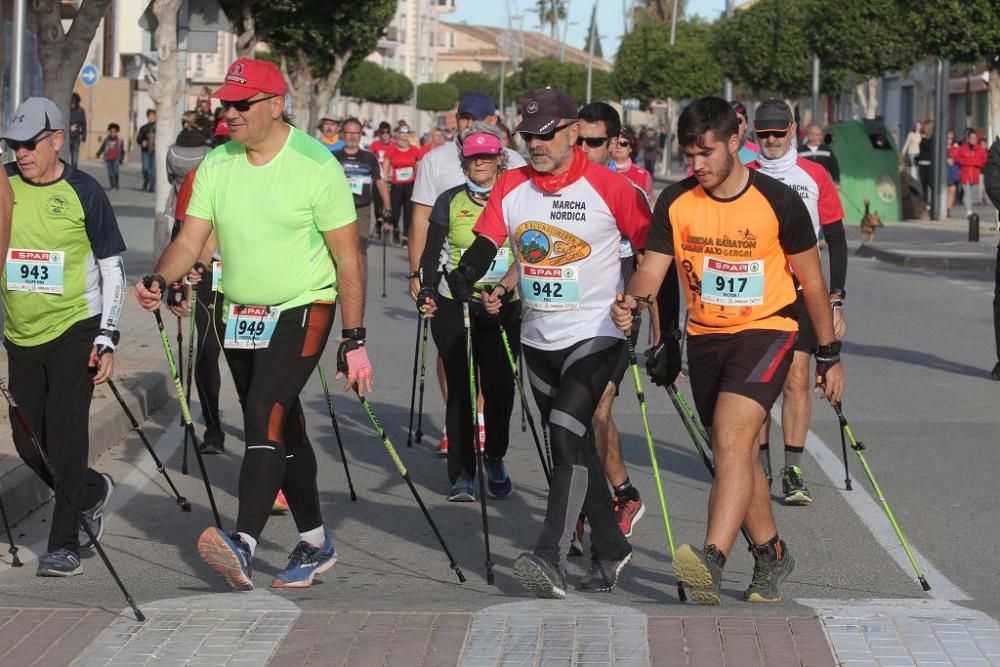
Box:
[11,0,27,110]
[585,2,598,103]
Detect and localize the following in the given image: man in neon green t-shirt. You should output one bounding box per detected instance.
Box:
[136,58,372,591]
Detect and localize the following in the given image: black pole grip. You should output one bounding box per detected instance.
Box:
[143,273,166,293]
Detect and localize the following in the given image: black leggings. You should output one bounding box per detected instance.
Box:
[6,316,106,552]
[430,297,521,483]
[389,182,414,237]
[523,337,631,565]
[222,301,334,540]
[194,271,223,429]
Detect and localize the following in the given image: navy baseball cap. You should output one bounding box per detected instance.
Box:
[458,92,496,120]
[754,99,794,132]
[516,88,578,135]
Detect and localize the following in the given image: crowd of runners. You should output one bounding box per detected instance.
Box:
[1,55,868,605]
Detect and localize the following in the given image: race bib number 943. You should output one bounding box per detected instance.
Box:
[520,265,579,311]
[701,257,764,306]
[6,249,65,294]
[224,304,280,349]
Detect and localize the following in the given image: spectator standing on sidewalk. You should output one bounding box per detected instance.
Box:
[916,120,934,209]
[95,123,125,191]
[137,109,157,192]
[901,122,923,181]
[165,111,212,217]
[982,133,1000,380]
[68,93,87,169]
[955,129,988,217]
[640,126,660,174]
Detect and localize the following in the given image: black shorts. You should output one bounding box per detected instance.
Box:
[792,292,816,352]
[687,329,797,427]
[609,315,641,395]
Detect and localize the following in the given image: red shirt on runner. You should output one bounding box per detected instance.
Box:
[384,143,418,185]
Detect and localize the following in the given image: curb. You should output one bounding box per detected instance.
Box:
[0,371,174,526]
[856,244,997,272]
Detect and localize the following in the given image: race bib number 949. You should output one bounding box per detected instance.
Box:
[224,304,280,349]
[701,257,764,306]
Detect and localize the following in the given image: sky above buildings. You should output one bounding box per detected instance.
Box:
[446,0,726,61]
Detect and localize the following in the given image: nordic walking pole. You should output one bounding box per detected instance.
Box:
[146,278,223,529]
[176,313,188,475]
[406,314,421,448]
[182,306,196,474]
[518,347,527,433]
[498,327,550,483]
[354,388,466,583]
[0,494,22,567]
[414,316,429,444]
[839,418,853,490]
[621,296,685,602]
[464,302,494,585]
[833,402,930,591]
[381,222,388,298]
[666,385,753,550]
[106,379,191,512]
[0,377,144,620]
[316,365,357,501]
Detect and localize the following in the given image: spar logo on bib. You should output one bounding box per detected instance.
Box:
[514,221,590,266]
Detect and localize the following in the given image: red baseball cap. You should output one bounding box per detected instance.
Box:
[213,58,288,102]
[213,119,230,138]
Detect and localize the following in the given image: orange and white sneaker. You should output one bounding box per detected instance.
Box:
[436,432,449,457]
[272,490,290,514]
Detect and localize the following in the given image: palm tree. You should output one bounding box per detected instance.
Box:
[535,0,567,39]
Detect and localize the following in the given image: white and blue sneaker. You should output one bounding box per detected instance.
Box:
[448,470,476,502]
[197,527,254,590]
[37,549,82,577]
[272,534,338,589]
[79,472,114,551]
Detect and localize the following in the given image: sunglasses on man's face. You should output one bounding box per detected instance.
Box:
[756,130,788,140]
[576,136,609,148]
[7,131,54,152]
[519,123,574,143]
[220,95,277,112]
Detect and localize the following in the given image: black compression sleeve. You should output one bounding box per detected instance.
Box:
[823,220,848,293]
[455,234,499,282]
[656,262,681,336]
[419,223,449,289]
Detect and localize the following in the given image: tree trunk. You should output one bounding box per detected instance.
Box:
[233,0,256,58]
[989,70,1000,141]
[855,78,880,119]
[33,0,113,141]
[281,50,314,130]
[149,0,184,258]
[309,52,351,134]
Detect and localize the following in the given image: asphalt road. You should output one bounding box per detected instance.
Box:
[0,164,997,626]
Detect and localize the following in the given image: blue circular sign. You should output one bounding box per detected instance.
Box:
[80,64,99,87]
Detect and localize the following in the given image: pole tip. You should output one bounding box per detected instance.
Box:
[677,584,687,602]
[919,576,931,591]
[181,501,192,512]
[487,569,495,586]
[455,566,467,583]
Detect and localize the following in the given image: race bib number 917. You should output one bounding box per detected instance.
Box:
[6,249,65,294]
[520,265,579,311]
[701,257,764,306]
[224,304,280,349]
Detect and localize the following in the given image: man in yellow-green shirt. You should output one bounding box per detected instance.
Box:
[136,58,371,591]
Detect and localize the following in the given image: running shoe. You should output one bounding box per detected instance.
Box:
[200,425,225,454]
[673,543,725,606]
[992,361,1000,381]
[780,465,813,505]
[272,534,338,589]
[79,472,114,551]
[447,470,476,502]
[272,490,290,514]
[436,433,448,457]
[512,553,567,600]
[401,236,408,248]
[613,493,645,538]
[578,551,632,592]
[745,539,795,603]
[37,549,82,577]
[392,230,401,246]
[485,457,512,499]
[197,527,254,590]
[568,514,585,557]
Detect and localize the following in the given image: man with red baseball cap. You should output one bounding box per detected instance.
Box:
[135,57,372,591]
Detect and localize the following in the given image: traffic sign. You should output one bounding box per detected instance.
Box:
[620,98,641,111]
[80,64,99,87]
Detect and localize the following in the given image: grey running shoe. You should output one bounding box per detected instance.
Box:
[447,470,476,502]
[578,552,632,592]
[745,539,795,603]
[781,465,813,505]
[79,473,114,551]
[37,549,82,577]
[512,553,567,600]
[673,543,725,605]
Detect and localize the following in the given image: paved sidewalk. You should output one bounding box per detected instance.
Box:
[852,216,999,272]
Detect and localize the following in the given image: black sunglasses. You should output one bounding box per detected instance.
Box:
[756,130,788,139]
[519,122,574,143]
[617,140,631,148]
[576,136,609,148]
[220,95,278,112]
[7,131,55,152]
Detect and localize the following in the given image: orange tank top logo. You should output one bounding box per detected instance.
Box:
[514,221,591,266]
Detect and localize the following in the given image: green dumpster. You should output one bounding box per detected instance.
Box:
[825,119,902,223]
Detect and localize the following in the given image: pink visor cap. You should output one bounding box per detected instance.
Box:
[462,132,503,157]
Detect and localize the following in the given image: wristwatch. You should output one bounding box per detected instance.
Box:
[98,328,121,346]
[342,327,367,341]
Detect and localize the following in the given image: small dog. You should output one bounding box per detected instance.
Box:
[860,199,884,244]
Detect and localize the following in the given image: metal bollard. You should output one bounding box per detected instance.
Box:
[969,212,980,242]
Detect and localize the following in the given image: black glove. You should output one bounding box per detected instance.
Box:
[143,273,167,297]
[380,208,393,223]
[416,286,437,310]
[646,329,682,387]
[446,266,476,302]
[166,282,185,307]
[814,341,842,388]
[336,337,365,375]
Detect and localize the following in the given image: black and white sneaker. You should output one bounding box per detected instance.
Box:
[512,553,567,599]
[578,552,632,592]
[79,473,114,551]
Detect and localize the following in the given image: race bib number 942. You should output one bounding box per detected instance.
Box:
[6,249,65,294]
[701,257,764,306]
[520,265,579,311]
